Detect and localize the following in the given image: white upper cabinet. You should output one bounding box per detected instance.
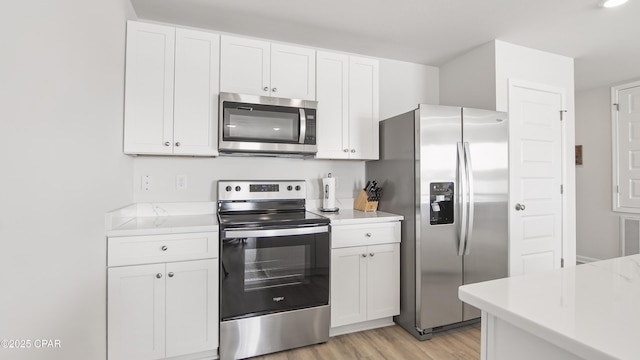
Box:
[349,56,379,160]
[316,51,349,159]
[220,35,316,100]
[173,28,220,156]
[316,52,379,160]
[124,21,220,156]
[124,21,175,155]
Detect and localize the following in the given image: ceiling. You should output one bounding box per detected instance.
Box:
[130,0,640,91]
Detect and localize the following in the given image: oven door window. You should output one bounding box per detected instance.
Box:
[222,102,300,143]
[220,231,329,321]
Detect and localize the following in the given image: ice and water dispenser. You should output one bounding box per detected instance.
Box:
[430,182,454,225]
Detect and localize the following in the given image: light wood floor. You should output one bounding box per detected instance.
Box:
[252,323,481,360]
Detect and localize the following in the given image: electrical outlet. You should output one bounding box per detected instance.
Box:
[176,174,188,190]
[142,175,153,191]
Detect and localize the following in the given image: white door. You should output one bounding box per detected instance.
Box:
[270,43,316,100]
[330,246,367,327]
[315,51,349,159]
[108,264,166,360]
[123,21,175,155]
[348,56,379,160]
[219,36,270,96]
[165,259,218,357]
[366,243,400,320]
[173,29,220,156]
[508,81,564,276]
[614,84,640,211]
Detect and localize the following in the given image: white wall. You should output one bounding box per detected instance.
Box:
[379,58,439,118]
[0,1,135,359]
[575,86,620,260]
[494,41,575,113]
[439,41,496,110]
[132,57,439,204]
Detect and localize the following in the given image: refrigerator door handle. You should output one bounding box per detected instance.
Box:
[463,142,474,255]
[457,142,468,256]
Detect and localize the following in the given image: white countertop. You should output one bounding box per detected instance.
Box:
[309,208,403,225]
[459,255,640,360]
[105,202,218,237]
[106,201,403,236]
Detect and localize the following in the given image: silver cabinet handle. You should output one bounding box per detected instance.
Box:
[161,246,168,251]
[164,141,170,146]
[361,254,367,258]
[351,149,356,153]
[168,272,174,278]
[156,273,162,279]
[365,233,372,237]
[369,253,375,257]
[343,149,349,152]
[175,142,180,147]
[272,88,277,92]
[515,203,526,211]
[263,86,269,91]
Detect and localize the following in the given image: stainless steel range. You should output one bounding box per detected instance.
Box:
[217,180,330,360]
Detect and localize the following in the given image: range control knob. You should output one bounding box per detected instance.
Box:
[287,185,293,191]
[225,186,232,192]
[235,186,241,191]
[295,185,301,191]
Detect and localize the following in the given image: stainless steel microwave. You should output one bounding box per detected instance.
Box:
[218,92,318,156]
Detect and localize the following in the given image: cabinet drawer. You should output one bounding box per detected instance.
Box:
[331,222,400,249]
[108,232,218,266]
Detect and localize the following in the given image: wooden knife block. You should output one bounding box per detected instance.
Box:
[354,190,378,212]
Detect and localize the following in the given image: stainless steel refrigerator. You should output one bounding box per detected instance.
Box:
[366,104,508,340]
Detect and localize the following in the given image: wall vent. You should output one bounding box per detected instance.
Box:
[621,216,640,256]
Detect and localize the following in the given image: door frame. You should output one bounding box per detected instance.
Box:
[611,79,640,213]
[507,79,575,271]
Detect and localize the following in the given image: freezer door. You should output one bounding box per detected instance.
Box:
[461,108,509,321]
[416,104,464,330]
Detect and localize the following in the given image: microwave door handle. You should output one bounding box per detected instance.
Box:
[299,108,307,144]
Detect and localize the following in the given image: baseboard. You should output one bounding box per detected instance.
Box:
[576,255,600,264]
[329,318,394,337]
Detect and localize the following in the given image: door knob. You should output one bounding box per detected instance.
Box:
[515,203,526,211]
[263,86,269,91]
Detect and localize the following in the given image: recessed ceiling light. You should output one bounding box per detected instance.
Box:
[601,0,628,8]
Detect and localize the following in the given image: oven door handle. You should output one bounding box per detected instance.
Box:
[224,225,328,239]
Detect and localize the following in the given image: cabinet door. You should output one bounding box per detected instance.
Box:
[108,264,166,360]
[331,246,367,327]
[124,21,175,155]
[348,56,379,160]
[220,35,270,96]
[271,43,316,100]
[173,29,220,156]
[315,51,349,159]
[366,243,400,320]
[166,259,219,357]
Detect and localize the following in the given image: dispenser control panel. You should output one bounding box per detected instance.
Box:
[430,182,454,225]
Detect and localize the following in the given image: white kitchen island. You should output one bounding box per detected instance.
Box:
[459,255,640,360]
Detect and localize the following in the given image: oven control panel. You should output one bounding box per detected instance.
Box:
[218,180,306,201]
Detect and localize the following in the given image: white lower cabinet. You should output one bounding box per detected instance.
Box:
[107,232,219,360]
[330,222,400,328]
